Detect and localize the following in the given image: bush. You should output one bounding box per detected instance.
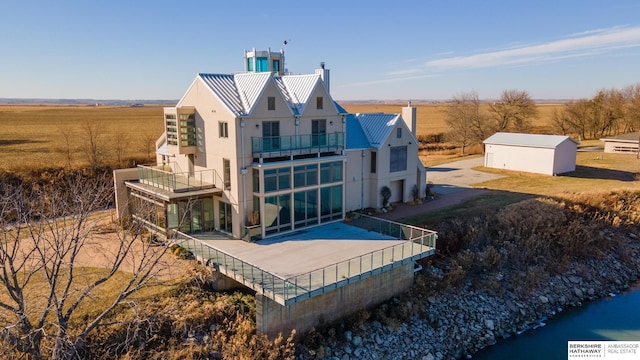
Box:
[380,186,392,207]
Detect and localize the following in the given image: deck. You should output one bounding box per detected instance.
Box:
[174,214,437,305]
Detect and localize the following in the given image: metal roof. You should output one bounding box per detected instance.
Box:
[483,132,578,148]
[345,114,371,149]
[356,113,400,149]
[600,131,640,143]
[197,72,323,117]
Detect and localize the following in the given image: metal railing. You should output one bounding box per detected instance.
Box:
[173,214,437,306]
[137,163,219,192]
[251,132,344,158]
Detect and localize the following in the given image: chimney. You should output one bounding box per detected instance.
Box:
[315,62,330,93]
[402,101,417,137]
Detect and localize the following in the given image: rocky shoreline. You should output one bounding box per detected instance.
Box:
[297,233,640,360]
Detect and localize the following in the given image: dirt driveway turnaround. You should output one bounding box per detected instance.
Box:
[377,157,505,222]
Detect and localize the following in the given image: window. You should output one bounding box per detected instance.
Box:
[294,164,318,188]
[267,96,276,111]
[252,169,260,193]
[256,57,268,72]
[370,151,377,174]
[294,189,318,227]
[321,185,342,222]
[390,146,407,172]
[312,119,326,146]
[316,97,323,109]
[219,121,228,138]
[262,121,280,150]
[265,194,291,234]
[272,59,280,73]
[223,159,231,190]
[264,167,290,192]
[320,161,342,184]
[247,58,254,72]
[397,127,402,138]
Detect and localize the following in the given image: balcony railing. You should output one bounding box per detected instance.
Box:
[137,163,220,193]
[174,213,436,306]
[252,132,344,159]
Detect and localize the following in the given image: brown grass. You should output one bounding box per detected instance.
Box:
[0,105,165,172]
[341,102,565,137]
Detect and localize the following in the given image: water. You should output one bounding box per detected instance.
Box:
[472,285,640,360]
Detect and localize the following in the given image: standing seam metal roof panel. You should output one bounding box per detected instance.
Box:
[234,72,272,115]
[345,114,372,149]
[356,113,400,149]
[198,74,245,116]
[279,74,321,115]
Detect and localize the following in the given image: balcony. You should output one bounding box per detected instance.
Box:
[137,163,220,193]
[252,132,344,160]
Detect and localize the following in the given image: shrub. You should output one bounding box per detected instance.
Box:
[380,186,392,207]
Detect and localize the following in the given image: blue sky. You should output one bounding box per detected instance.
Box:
[2,0,640,101]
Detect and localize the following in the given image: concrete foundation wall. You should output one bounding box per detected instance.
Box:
[256,262,414,337]
[113,168,140,219]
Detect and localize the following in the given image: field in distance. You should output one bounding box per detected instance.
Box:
[0,105,164,172]
[341,102,564,136]
[0,102,567,173]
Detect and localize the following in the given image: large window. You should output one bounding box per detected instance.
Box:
[223,159,231,190]
[265,194,291,235]
[166,198,214,234]
[256,57,268,72]
[390,146,407,172]
[294,164,318,188]
[294,190,318,227]
[262,121,280,150]
[321,185,342,222]
[320,161,342,184]
[179,114,196,147]
[272,59,280,73]
[312,119,326,146]
[219,201,232,233]
[264,167,290,192]
[252,169,260,193]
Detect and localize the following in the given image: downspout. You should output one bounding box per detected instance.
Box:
[240,117,247,231]
[361,150,365,210]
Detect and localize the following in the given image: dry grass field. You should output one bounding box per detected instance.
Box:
[0,105,165,172]
[341,102,564,137]
[0,102,593,172]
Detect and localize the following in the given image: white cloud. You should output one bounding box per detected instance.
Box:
[424,26,640,69]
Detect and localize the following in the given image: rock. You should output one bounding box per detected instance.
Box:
[568,276,582,284]
[423,353,435,360]
[485,319,495,331]
[506,299,518,312]
[428,296,437,304]
[539,295,549,304]
[344,331,352,342]
[354,347,363,357]
[574,288,584,298]
[588,288,595,296]
[375,333,383,345]
[351,335,362,347]
[344,345,352,354]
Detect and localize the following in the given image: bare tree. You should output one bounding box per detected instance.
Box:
[550,106,572,135]
[623,83,640,133]
[112,132,130,169]
[488,89,538,133]
[0,173,169,359]
[80,122,108,171]
[445,91,488,155]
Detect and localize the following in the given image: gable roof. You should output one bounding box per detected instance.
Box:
[194,72,327,117]
[483,132,579,149]
[346,113,405,150]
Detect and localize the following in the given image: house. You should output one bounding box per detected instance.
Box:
[114,48,426,241]
[483,132,578,175]
[113,48,436,336]
[601,131,640,154]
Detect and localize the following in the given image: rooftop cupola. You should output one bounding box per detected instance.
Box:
[244,48,285,75]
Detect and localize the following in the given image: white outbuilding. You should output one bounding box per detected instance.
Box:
[483,132,578,175]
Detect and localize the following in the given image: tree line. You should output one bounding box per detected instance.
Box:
[444,84,640,154]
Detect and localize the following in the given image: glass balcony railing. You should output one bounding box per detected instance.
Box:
[137,164,220,193]
[252,132,344,159]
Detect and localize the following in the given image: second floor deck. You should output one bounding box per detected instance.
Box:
[252,132,344,160]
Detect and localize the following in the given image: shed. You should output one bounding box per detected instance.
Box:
[600,131,640,154]
[483,132,578,175]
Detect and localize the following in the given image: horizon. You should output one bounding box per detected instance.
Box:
[2,1,640,101]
